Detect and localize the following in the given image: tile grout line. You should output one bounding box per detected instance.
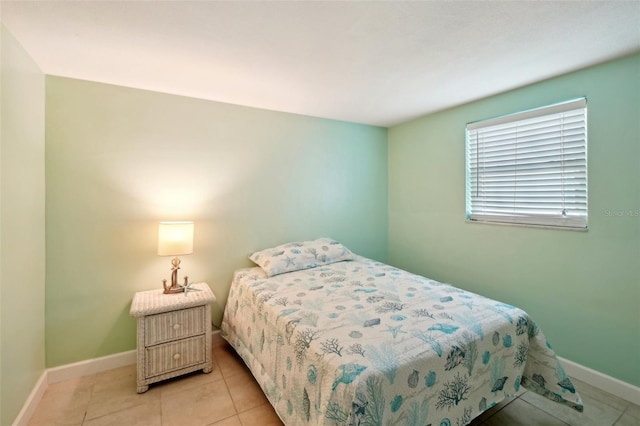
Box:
[80,375,95,426]
[622,403,640,418]
[570,376,633,413]
[220,366,270,417]
[218,353,241,417]
[215,345,256,424]
[517,396,574,426]
[29,342,635,426]
[216,345,272,422]
[610,410,625,426]
[474,394,521,424]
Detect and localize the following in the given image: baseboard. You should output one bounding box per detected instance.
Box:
[13,350,136,425]
[47,349,137,384]
[14,333,636,425]
[13,330,223,425]
[12,370,48,426]
[558,356,640,405]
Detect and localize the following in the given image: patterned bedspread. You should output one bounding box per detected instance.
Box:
[221,256,583,425]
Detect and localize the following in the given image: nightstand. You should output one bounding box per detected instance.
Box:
[130,282,216,393]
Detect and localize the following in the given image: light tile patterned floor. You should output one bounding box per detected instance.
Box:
[28,340,639,426]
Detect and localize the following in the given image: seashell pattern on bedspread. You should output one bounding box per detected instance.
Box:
[221,255,583,425]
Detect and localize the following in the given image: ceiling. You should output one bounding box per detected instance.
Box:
[2,1,639,127]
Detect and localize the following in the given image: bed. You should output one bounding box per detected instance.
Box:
[221,238,583,425]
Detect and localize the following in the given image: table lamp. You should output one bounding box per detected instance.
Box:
[158,221,194,294]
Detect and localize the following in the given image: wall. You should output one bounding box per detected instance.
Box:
[0,25,46,425]
[45,76,388,367]
[388,53,640,386]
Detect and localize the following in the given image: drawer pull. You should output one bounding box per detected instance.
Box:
[173,353,181,361]
[173,324,181,330]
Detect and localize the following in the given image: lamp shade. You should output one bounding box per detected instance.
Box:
[157,222,194,256]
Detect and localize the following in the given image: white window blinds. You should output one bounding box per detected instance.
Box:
[466,98,588,230]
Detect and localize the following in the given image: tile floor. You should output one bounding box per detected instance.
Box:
[28,340,639,426]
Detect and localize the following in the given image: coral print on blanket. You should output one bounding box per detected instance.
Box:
[222,252,583,426]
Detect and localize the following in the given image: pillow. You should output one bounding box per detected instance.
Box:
[249,238,353,277]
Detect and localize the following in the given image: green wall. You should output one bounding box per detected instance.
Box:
[388,53,640,386]
[3,28,638,423]
[0,25,46,425]
[45,76,388,367]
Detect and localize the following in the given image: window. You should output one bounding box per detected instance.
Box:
[466,98,587,230]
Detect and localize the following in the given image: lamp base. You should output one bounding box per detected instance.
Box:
[163,276,190,294]
[163,283,183,294]
[162,256,189,294]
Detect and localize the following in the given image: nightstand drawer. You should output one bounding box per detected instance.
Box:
[145,306,205,346]
[145,335,206,377]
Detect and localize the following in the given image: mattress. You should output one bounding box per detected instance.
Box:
[221,255,583,425]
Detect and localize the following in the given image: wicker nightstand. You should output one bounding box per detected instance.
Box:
[130,283,216,393]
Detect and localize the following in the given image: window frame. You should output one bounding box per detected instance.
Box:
[465,98,588,231]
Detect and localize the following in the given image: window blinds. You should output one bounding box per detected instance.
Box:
[466,98,587,230]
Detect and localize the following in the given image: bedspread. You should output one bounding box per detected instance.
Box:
[221,256,582,425]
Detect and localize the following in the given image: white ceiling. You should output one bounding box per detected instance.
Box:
[2,1,639,127]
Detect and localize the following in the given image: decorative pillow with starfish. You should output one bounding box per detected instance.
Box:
[249,237,353,277]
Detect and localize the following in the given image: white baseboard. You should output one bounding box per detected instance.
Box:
[13,333,636,425]
[12,371,48,426]
[13,330,223,425]
[47,349,137,384]
[558,356,640,406]
[48,330,222,384]
[12,350,137,425]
